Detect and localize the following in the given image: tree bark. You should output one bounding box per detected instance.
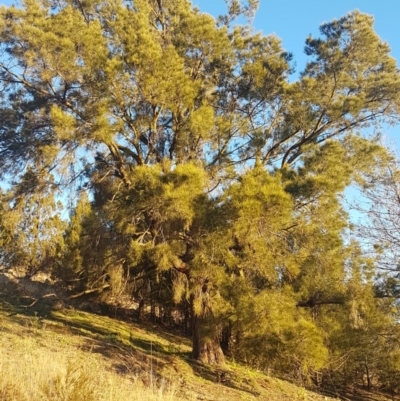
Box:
[190,291,225,365]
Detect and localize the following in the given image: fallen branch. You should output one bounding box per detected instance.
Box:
[67,284,110,300]
[22,293,59,308]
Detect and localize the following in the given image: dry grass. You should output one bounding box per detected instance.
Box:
[0,310,184,401]
[0,337,181,401]
[0,295,354,401]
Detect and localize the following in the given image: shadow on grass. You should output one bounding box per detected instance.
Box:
[1,284,257,397]
[189,361,261,397]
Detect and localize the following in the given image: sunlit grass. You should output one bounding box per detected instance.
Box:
[0,301,342,401]
[0,310,186,401]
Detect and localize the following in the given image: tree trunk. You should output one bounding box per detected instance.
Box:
[137,299,145,321]
[190,292,225,365]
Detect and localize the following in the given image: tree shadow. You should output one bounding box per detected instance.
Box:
[189,361,261,397]
[1,275,262,397]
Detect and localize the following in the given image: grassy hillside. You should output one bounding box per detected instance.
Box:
[0,287,391,401]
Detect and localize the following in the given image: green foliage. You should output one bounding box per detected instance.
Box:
[1,0,400,387]
[0,172,66,273]
[60,191,92,281]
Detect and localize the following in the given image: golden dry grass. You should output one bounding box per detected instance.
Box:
[0,306,186,401]
[0,296,350,401]
[0,333,181,401]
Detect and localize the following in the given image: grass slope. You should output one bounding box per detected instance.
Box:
[0,293,388,401]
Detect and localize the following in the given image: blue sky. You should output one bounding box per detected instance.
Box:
[195,0,400,145]
[1,0,399,144]
[3,0,398,65]
[1,0,399,142]
[193,1,400,224]
[196,1,400,74]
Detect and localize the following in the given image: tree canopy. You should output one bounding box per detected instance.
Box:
[1,0,400,391]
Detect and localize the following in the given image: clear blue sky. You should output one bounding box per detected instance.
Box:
[195,1,400,75]
[195,0,400,144]
[1,0,399,144]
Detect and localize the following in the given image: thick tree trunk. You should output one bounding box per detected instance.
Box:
[190,292,225,365]
[192,314,225,365]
